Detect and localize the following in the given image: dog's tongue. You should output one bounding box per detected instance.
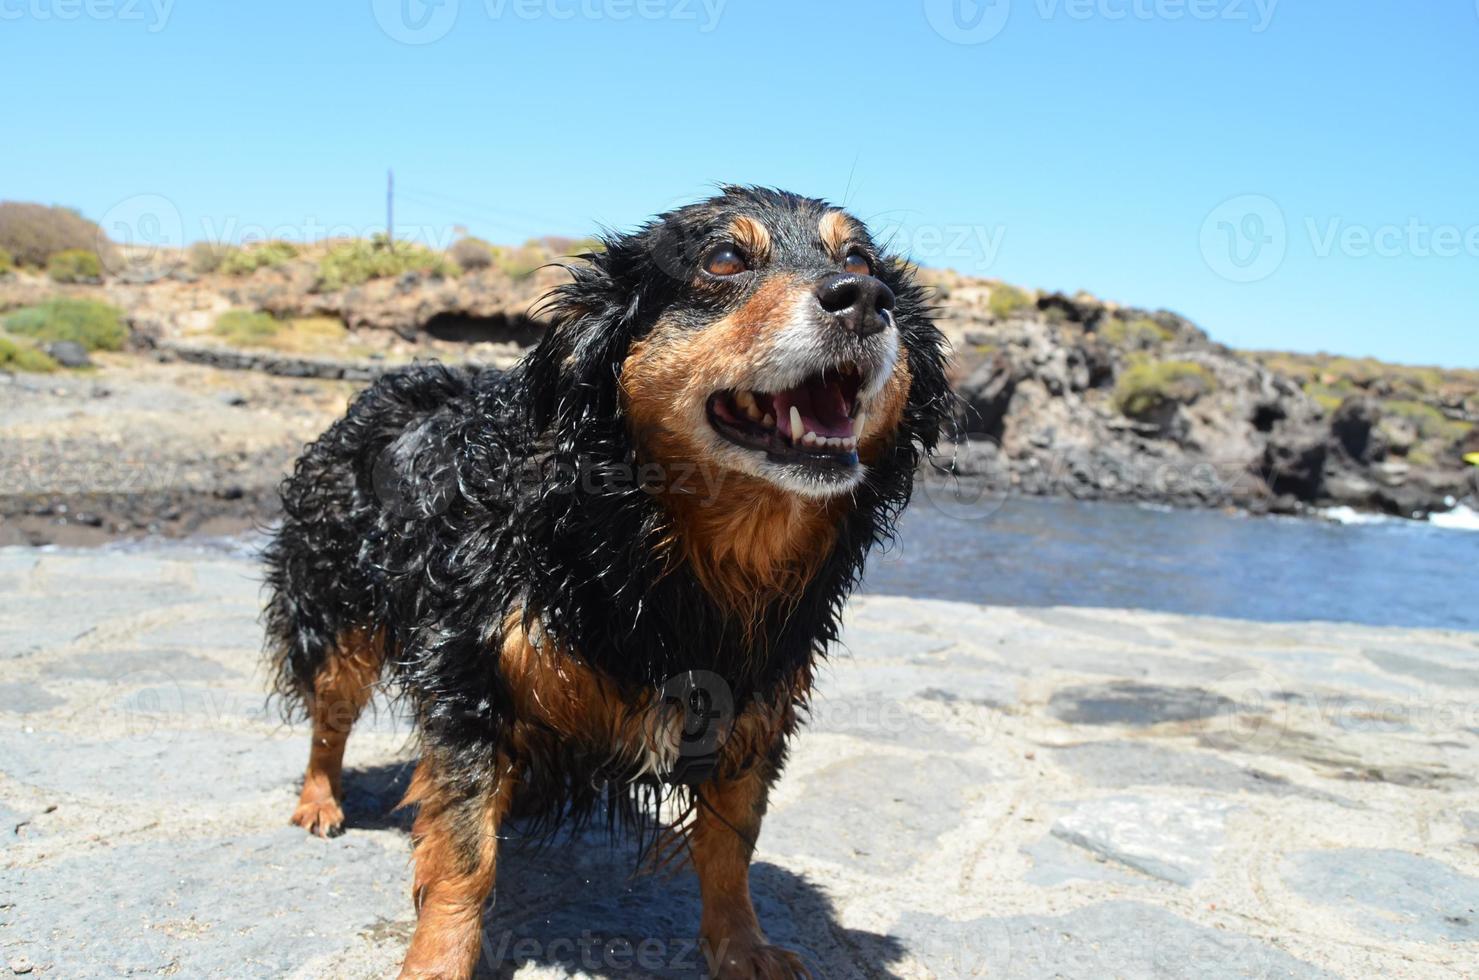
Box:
[774,376,853,440]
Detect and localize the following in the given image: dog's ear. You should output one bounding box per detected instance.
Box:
[525,242,643,450]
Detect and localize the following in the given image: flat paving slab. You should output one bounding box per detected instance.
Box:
[2,549,1477,978]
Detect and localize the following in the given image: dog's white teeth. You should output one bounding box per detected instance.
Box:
[762,412,775,428]
[841,436,857,450]
[802,431,820,447]
[736,390,762,421]
[789,406,803,441]
[852,411,867,441]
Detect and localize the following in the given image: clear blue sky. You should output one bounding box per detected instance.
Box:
[4,1,1476,366]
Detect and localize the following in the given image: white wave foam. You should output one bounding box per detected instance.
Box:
[1319,506,1396,526]
[1429,503,1479,532]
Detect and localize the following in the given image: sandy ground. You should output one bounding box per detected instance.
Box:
[1,547,1476,978]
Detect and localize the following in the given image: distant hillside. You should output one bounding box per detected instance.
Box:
[917,269,1476,518]
[2,208,1475,520]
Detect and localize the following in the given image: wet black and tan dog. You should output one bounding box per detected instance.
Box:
[262,187,951,978]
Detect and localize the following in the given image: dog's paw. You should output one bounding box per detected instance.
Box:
[705,939,811,980]
[290,797,346,838]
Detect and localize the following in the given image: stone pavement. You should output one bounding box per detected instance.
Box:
[1,546,1477,978]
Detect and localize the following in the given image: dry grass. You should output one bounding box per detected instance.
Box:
[211,310,367,357]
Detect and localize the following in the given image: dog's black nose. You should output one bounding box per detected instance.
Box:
[815,273,895,338]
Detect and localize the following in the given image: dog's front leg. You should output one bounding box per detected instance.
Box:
[398,749,518,980]
[692,767,810,979]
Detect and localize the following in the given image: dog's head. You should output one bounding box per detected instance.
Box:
[534,187,949,502]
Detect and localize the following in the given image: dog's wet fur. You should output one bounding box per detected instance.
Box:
[263,186,951,977]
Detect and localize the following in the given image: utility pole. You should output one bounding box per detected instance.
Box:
[386,168,395,251]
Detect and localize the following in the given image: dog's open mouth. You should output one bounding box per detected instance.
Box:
[706,367,866,469]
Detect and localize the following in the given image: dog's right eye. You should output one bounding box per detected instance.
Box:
[702,244,748,277]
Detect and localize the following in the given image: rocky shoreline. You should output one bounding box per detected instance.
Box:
[941,285,1478,520]
[0,359,347,547]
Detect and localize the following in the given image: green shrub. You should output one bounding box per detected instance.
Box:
[315,237,458,292]
[211,311,351,353]
[0,201,111,268]
[4,298,126,351]
[1383,399,1470,443]
[449,236,495,271]
[0,247,12,275]
[987,283,1033,319]
[1113,359,1216,417]
[219,240,299,276]
[0,335,59,373]
[492,241,547,280]
[46,248,103,283]
[212,309,283,345]
[555,236,604,257]
[1101,316,1172,348]
[188,241,231,274]
[1303,382,1348,414]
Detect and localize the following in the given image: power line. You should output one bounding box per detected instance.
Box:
[397,184,573,229]
[395,192,559,242]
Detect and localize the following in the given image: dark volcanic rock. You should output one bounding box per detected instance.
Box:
[1047,682,1236,728]
[1330,397,1385,464]
[1264,425,1328,499]
[43,341,91,368]
[957,353,1018,439]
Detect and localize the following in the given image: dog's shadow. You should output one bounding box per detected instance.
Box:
[343,762,907,978]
